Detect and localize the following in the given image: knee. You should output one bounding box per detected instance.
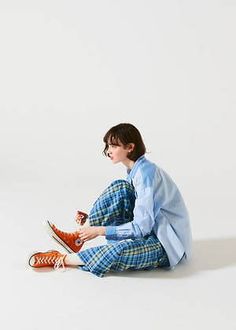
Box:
[110,179,133,190]
[111,179,127,185]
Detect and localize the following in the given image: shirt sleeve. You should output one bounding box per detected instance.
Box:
[105,179,156,241]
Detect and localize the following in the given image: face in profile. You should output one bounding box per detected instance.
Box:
[107,138,133,164]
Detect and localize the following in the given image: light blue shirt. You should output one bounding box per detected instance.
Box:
[105,155,192,269]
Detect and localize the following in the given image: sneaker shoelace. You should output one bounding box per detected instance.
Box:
[54,255,66,271]
[35,253,66,270]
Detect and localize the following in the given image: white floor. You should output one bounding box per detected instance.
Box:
[1,182,235,330]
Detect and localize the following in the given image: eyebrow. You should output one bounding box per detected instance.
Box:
[108,143,117,146]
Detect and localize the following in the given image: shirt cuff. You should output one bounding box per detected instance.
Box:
[105,226,117,240]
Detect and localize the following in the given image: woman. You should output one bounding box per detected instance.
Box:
[29,123,192,277]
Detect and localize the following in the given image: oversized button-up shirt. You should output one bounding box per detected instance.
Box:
[105,155,192,268]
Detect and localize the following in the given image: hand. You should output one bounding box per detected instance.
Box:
[78,227,105,242]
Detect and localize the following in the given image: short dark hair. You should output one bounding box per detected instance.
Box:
[103,123,146,161]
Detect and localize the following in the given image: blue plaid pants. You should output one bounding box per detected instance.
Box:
[78,179,170,277]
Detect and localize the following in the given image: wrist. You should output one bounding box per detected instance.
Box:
[98,226,106,236]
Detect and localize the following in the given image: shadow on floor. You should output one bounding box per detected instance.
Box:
[107,236,236,279]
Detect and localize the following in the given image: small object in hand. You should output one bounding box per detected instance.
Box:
[76,210,88,225]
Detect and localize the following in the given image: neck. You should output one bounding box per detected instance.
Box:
[122,158,135,170]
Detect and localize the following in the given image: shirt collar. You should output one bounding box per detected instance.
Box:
[126,155,145,178]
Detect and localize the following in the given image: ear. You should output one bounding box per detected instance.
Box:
[127,143,135,153]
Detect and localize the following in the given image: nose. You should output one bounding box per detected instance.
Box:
[107,146,112,156]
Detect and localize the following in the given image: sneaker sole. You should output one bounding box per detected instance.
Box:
[46,221,77,254]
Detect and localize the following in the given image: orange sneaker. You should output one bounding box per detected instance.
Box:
[28,250,66,270]
[46,221,84,253]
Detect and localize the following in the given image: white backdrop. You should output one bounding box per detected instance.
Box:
[0,1,235,329]
[1,0,235,237]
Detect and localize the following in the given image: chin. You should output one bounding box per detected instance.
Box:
[111,159,119,164]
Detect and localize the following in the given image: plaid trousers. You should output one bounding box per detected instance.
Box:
[78,179,170,277]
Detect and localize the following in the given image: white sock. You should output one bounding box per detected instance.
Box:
[65,253,85,266]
